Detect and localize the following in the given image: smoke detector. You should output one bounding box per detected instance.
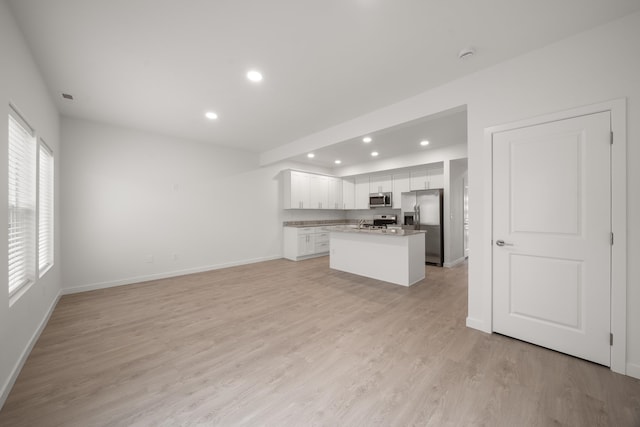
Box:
[458,47,475,60]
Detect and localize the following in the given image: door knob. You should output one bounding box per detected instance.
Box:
[496,240,513,247]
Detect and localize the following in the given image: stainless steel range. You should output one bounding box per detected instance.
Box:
[370,214,397,228]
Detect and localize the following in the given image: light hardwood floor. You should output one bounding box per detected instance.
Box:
[1,257,639,426]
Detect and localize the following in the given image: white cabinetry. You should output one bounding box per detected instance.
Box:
[328,177,343,210]
[297,232,315,256]
[283,170,311,208]
[309,174,329,209]
[410,167,444,190]
[283,170,342,210]
[410,168,428,190]
[369,174,392,193]
[392,172,410,208]
[283,165,444,211]
[284,227,330,261]
[427,167,444,189]
[355,176,370,209]
[314,230,330,254]
[342,177,355,209]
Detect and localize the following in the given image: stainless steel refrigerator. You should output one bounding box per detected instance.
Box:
[401,189,444,266]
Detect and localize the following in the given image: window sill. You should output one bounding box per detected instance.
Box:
[39,263,54,279]
[9,280,34,307]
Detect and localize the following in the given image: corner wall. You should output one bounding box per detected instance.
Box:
[445,159,467,267]
[0,1,62,407]
[61,117,308,293]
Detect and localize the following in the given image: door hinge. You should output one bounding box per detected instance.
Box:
[611,232,614,245]
[610,333,613,346]
[610,131,613,145]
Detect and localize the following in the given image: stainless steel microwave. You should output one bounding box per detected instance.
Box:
[369,192,392,208]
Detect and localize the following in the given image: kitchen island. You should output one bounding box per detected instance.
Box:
[328,226,426,286]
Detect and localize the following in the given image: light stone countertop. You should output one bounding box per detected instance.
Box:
[283,222,356,228]
[325,225,425,236]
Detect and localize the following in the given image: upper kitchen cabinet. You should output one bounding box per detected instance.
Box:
[309,174,329,209]
[369,174,392,193]
[342,177,355,209]
[427,167,445,189]
[282,170,342,210]
[328,177,343,210]
[410,168,428,191]
[392,172,410,208]
[283,170,310,209]
[410,165,444,190]
[355,176,370,209]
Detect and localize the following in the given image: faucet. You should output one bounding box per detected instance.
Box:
[358,219,365,229]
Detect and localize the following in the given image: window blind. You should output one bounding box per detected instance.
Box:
[38,142,54,274]
[8,111,36,294]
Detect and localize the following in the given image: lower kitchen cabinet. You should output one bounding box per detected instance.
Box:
[283,227,330,261]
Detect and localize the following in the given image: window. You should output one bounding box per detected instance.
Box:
[38,142,54,274]
[8,109,36,295]
[7,105,54,298]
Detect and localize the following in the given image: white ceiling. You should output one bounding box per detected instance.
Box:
[291,106,467,169]
[8,0,640,158]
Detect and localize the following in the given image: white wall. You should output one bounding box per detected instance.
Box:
[261,12,640,377]
[61,117,323,292]
[446,158,467,266]
[0,0,62,406]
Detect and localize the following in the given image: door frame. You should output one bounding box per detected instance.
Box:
[484,99,627,375]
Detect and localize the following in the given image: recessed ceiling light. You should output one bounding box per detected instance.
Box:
[247,70,263,82]
[334,160,342,164]
[307,153,315,158]
[371,151,379,157]
[420,140,430,146]
[362,137,372,143]
[205,111,218,120]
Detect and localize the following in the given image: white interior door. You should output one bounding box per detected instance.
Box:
[492,111,611,366]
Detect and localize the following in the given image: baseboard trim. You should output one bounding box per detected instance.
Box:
[62,255,283,295]
[444,257,466,268]
[626,362,640,380]
[0,290,61,410]
[466,316,490,333]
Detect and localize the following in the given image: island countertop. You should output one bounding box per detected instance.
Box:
[324,225,425,237]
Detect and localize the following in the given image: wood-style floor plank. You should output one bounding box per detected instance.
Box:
[1,257,639,426]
